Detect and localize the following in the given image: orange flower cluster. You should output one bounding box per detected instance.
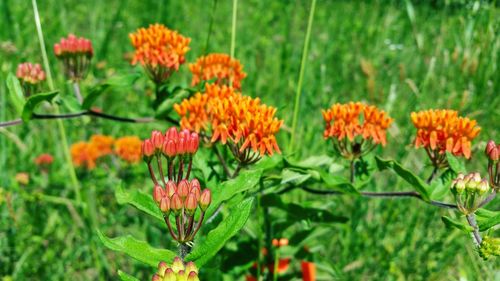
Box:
[322,102,393,146]
[129,23,190,83]
[411,109,480,159]
[189,53,247,89]
[174,84,282,157]
[114,136,142,164]
[70,141,101,169]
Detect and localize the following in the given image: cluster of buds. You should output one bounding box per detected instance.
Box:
[16,62,46,97]
[485,140,499,189]
[479,236,500,260]
[34,153,53,173]
[54,34,93,81]
[152,257,200,281]
[450,172,491,214]
[153,179,211,243]
[142,127,210,244]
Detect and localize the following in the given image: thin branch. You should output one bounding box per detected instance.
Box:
[477,190,496,209]
[426,166,438,183]
[466,214,482,245]
[213,145,231,178]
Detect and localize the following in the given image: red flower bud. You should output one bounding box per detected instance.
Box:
[151,130,164,151]
[142,139,155,162]
[199,189,211,211]
[170,193,183,215]
[188,133,199,154]
[165,127,179,142]
[158,261,168,277]
[153,185,165,203]
[190,184,201,202]
[165,180,177,197]
[187,271,200,281]
[176,138,187,155]
[160,196,170,213]
[163,139,177,157]
[185,193,198,215]
[485,140,499,162]
[178,179,190,199]
[179,129,190,139]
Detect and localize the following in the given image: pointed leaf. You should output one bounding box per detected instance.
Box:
[6,73,25,115]
[476,209,500,232]
[82,73,141,109]
[446,152,466,173]
[186,197,254,267]
[375,156,430,201]
[97,230,176,267]
[319,170,359,195]
[115,184,163,221]
[281,168,311,185]
[118,270,140,281]
[441,216,473,233]
[22,90,59,122]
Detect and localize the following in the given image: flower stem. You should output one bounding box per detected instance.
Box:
[289,0,316,152]
[32,0,81,203]
[466,214,482,245]
[230,0,238,59]
[349,159,356,183]
[72,82,83,104]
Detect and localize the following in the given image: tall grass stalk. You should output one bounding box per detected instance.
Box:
[32,0,81,203]
[289,0,316,152]
[230,0,238,58]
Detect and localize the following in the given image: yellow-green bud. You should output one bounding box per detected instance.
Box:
[478,179,490,195]
[171,257,184,273]
[479,236,500,260]
[185,261,198,274]
[455,179,466,194]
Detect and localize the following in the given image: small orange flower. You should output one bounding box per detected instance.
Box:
[189,53,247,89]
[175,84,282,159]
[34,153,53,166]
[268,258,291,274]
[301,261,316,281]
[114,136,142,164]
[129,23,190,84]
[323,102,392,146]
[411,109,480,160]
[89,135,114,157]
[272,238,289,247]
[70,141,100,169]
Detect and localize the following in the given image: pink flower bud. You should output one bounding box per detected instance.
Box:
[187,271,200,281]
[164,269,176,281]
[163,139,177,157]
[179,129,190,139]
[190,184,201,202]
[152,274,161,281]
[199,189,211,211]
[153,185,164,203]
[165,127,179,142]
[185,193,198,215]
[165,181,177,197]
[177,138,187,154]
[170,193,183,216]
[188,133,199,154]
[178,179,190,199]
[142,139,155,162]
[158,261,168,277]
[54,44,62,56]
[185,261,198,274]
[485,140,499,162]
[151,130,164,151]
[160,196,170,213]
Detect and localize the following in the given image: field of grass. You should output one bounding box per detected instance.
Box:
[0,0,499,280]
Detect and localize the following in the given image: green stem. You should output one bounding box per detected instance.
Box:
[288,0,316,152]
[32,0,81,203]
[273,249,279,281]
[230,0,238,59]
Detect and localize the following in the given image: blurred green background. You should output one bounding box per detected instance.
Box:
[0,0,499,280]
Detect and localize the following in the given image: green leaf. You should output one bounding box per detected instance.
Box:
[476,209,500,232]
[155,89,191,118]
[21,90,59,122]
[207,169,262,219]
[115,184,163,221]
[375,156,430,201]
[82,73,141,109]
[281,168,311,185]
[446,152,466,173]
[285,155,333,169]
[319,170,360,195]
[186,197,254,267]
[61,95,82,112]
[441,216,473,233]
[252,154,283,171]
[6,73,26,115]
[118,270,140,281]
[97,230,176,267]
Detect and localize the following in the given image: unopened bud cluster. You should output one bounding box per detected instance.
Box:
[142,127,208,243]
[479,236,500,261]
[152,257,200,281]
[485,140,499,189]
[450,172,490,214]
[153,178,211,243]
[54,34,93,81]
[16,62,46,97]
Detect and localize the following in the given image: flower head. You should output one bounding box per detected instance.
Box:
[89,135,114,157]
[34,153,54,166]
[322,102,392,159]
[189,53,247,89]
[54,34,93,81]
[175,84,282,160]
[16,62,46,96]
[114,136,142,164]
[411,109,480,161]
[129,23,190,84]
[70,141,100,169]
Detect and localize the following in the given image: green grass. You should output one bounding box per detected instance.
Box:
[0,0,499,280]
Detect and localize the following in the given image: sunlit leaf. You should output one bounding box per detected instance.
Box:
[115,184,163,221]
[6,73,25,115]
[118,270,140,281]
[22,90,59,122]
[441,216,473,233]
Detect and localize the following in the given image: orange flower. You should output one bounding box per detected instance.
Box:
[175,84,282,158]
[129,23,190,84]
[114,136,142,164]
[301,261,316,281]
[89,135,114,157]
[268,258,291,274]
[411,109,480,159]
[272,238,289,247]
[34,153,53,166]
[322,102,392,146]
[189,53,247,89]
[70,141,100,169]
